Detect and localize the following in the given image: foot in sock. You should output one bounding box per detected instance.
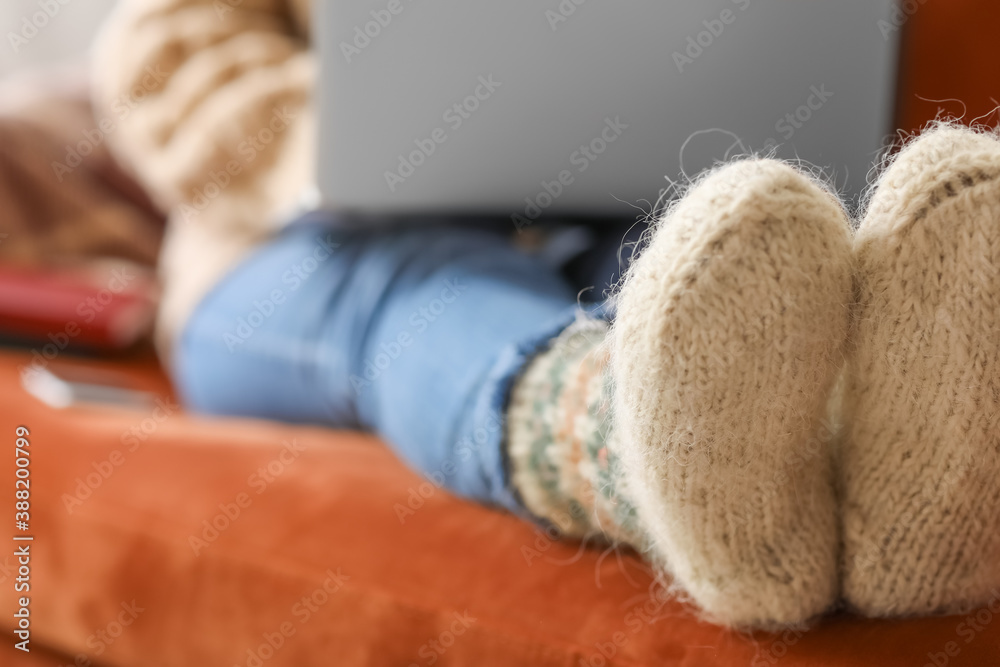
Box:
[509,159,853,629]
[842,125,1000,617]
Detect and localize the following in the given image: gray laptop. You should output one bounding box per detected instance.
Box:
[312,0,900,223]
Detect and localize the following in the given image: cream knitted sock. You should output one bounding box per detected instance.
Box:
[507,320,644,547]
[610,159,853,628]
[842,125,1000,616]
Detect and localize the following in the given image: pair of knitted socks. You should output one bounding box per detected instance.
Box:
[506,124,1000,628]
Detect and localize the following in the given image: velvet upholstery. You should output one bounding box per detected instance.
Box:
[0,641,76,667]
[1,349,999,666]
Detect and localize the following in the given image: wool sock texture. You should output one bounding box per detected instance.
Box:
[610,159,852,629]
[842,124,1000,616]
[507,320,642,547]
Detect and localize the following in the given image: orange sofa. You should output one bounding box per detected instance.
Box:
[3,1,1000,664]
[3,349,1000,667]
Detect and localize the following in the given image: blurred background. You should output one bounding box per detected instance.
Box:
[0,0,162,359]
[0,0,115,76]
[0,0,999,360]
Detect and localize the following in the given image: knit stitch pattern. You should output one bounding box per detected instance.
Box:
[507,320,642,546]
[842,124,1000,616]
[609,159,853,628]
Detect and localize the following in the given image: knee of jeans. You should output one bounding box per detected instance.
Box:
[170,316,239,414]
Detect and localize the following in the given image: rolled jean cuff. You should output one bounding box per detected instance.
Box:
[474,302,609,518]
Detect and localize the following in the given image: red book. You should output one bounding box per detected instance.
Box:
[0,263,157,350]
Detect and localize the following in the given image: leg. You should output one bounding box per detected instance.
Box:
[174,222,580,512]
[509,160,853,628]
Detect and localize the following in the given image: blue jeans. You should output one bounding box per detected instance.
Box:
[174,220,641,514]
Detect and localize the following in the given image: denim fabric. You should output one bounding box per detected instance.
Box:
[174,220,640,513]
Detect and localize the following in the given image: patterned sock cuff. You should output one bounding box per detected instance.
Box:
[507,318,641,545]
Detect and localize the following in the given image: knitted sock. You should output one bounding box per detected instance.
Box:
[610,159,853,628]
[842,125,1000,616]
[507,319,643,547]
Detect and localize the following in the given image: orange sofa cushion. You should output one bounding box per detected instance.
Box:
[1,349,999,666]
[0,640,75,667]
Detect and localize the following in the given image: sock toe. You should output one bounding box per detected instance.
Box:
[843,124,1000,617]
[611,159,852,628]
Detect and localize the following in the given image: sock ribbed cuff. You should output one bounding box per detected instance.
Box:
[507,319,641,545]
